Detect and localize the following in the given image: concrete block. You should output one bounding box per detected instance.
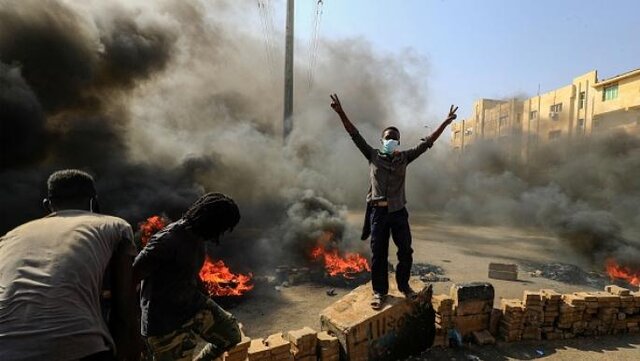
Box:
[450,283,494,304]
[320,279,431,361]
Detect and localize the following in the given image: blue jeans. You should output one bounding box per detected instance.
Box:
[370,207,413,295]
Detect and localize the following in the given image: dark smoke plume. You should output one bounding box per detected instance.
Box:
[1,0,638,274]
[0,0,426,268]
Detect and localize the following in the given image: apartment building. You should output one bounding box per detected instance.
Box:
[452,67,640,160]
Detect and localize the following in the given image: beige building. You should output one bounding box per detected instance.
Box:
[452,67,640,159]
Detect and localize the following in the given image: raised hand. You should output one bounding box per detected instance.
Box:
[330,93,344,114]
[445,104,458,124]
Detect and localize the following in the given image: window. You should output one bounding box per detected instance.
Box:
[529,110,537,120]
[454,130,461,139]
[499,115,508,126]
[602,84,618,101]
[549,130,561,140]
[579,91,586,109]
[577,119,585,128]
[550,103,563,113]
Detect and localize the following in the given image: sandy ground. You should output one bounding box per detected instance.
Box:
[228,212,640,360]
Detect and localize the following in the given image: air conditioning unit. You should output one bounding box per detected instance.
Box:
[464,127,473,135]
[549,111,558,119]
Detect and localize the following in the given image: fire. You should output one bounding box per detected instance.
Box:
[139,214,254,296]
[138,215,170,246]
[199,257,254,296]
[311,245,370,279]
[605,258,640,286]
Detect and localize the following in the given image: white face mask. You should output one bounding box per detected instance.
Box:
[381,139,399,154]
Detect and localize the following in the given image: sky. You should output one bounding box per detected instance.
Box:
[255,0,640,120]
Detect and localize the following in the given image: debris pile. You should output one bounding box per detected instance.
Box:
[410,263,450,283]
[527,262,607,288]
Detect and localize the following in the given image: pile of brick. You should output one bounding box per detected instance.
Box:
[224,327,344,361]
[497,285,640,342]
[540,289,562,340]
[265,333,293,361]
[521,291,543,340]
[316,331,340,361]
[247,338,272,361]
[287,327,318,361]
[225,281,640,361]
[320,280,426,361]
[499,299,524,342]
[450,283,494,341]
[431,294,453,347]
[224,335,251,361]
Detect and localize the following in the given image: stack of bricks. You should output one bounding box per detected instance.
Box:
[576,292,599,336]
[499,299,524,342]
[607,285,638,334]
[558,293,586,338]
[450,283,494,339]
[594,291,622,334]
[316,331,340,361]
[628,290,640,333]
[265,333,294,361]
[431,294,453,347]
[521,291,543,340]
[596,286,630,334]
[224,335,251,361]
[248,338,272,361]
[540,289,562,340]
[287,327,318,361]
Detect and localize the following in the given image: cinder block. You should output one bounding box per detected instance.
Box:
[488,270,518,281]
[450,283,494,304]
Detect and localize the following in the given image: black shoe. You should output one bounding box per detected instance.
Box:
[399,286,418,300]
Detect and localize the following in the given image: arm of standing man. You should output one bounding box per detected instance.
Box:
[330,93,374,161]
[406,105,458,164]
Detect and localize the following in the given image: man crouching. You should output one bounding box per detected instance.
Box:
[133,193,242,361]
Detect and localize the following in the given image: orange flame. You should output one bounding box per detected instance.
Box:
[605,258,640,286]
[139,214,253,296]
[199,257,254,296]
[311,246,370,279]
[138,215,170,246]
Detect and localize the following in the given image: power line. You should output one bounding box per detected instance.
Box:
[257,0,277,82]
[307,0,324,89]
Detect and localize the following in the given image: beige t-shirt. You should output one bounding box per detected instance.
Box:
[0,210,134,361]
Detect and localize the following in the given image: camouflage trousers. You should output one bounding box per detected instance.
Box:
[146,298,241,361]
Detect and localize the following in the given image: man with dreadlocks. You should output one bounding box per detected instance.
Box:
[133,193,242,361]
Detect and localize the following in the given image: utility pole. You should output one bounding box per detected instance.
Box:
[283,0,294,141]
